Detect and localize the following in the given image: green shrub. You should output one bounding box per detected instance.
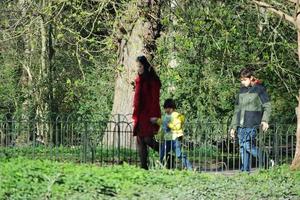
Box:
[1,158,300,199]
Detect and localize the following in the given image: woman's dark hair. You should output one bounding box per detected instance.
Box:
[137,55,161,85]
[163,98,176,109]
[239,67,255,78]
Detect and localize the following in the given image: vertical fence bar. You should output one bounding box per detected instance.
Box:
[117,119,121,165]
[291,124,295,160]
[82,121,87,163]
[274,124,279,165]
[1,116,298,172]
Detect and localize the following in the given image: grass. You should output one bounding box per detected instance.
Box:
[1,157,300,199]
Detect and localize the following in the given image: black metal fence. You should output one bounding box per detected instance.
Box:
[0,114,296,172]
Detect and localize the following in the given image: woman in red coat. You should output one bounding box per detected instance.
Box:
[132,55,161,170]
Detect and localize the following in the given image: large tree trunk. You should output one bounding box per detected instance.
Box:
[291,90,300,170]
[35,12,49,144]
[111,0,162,116]
[111,19,145,117]
[106,0,162,149]
[14,0,34,147]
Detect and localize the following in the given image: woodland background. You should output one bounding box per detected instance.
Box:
[0,0,299,123]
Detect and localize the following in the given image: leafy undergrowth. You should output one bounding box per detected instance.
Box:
[1,157,300,200]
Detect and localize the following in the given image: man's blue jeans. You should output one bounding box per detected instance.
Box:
[160,139,192,170]
[237,127,262,172]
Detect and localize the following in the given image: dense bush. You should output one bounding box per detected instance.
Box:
[155,1,299,123]
[1,1,299,123]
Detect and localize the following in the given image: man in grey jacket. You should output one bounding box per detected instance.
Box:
[230,67,271,172]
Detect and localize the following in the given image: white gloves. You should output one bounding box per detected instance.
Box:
[261,122,269,132]
[230,129,235,139]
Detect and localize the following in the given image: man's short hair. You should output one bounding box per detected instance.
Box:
[239,67,255,78]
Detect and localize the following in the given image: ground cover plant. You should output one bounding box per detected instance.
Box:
[1,157,300,200]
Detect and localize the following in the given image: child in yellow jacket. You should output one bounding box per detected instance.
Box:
[151,99,192,170]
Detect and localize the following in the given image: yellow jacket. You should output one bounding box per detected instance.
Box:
[156,112,185,140]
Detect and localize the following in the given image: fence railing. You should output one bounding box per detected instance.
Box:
[0,114,296,172]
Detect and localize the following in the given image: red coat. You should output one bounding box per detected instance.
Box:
[132,75,161,137]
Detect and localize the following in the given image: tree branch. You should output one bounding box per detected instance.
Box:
[252,0,296,26]
[294,0,299,18]
[289,0,299,4]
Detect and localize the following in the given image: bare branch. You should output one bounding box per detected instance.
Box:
[252,0,296,26]
[289,0,299,4]
[22,64,33,82]
[292,0,300,19]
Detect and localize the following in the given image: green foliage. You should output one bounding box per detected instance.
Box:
[0,158,300,199]
[0,146,138,164]
[0,0,299,123]
[0,54,20,114]
[155,1,300,123]
[0,0,122,119]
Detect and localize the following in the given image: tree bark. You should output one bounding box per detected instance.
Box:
[36,14,46,137]
[111,19,145,117]
[35,0,50,144]
[297,14,300,63]
[111,0,162,117]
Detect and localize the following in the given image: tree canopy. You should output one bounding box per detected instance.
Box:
[0,0,299,123]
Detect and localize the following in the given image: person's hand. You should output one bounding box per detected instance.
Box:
[150,117,158,124]
[261,122,269,132]
[230,129,235,139]
[130,81,135,91]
